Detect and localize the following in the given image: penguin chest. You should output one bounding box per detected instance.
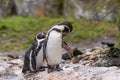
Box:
[46,31,62,65]
[36,47,44,68]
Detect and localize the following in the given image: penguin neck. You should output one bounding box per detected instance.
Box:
[36,38,44,49]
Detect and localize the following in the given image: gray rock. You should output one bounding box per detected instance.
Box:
[0,0,11,17]
[0,66,6,76]
[0,0,118,20]
[9,59,23,66]
[29,63,120,80]
[13,0,61,17]
[64,0,117,20]
[0,73,25,80]
[0,55,25,80]
[1,45,120,80]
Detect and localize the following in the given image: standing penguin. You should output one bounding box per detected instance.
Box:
[22,32,46,74]
[43,21,73,73]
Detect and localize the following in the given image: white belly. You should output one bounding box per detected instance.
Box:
[46,31,62,66]
[36,47,44,68]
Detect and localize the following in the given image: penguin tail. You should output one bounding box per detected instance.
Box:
[22,66,28,74]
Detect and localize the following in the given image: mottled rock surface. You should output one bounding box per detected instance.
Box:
[24,64,120,80]
[1,46,120,80]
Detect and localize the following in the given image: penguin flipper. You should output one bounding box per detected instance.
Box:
[62,41,73,58]
[22,44,36,74]
[22,49,31,73]
[31,51,37,71]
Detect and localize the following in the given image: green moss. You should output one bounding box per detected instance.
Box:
[0,16,117,52]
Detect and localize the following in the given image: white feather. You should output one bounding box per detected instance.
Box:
[36,38,44,49]
[46,30,63,66]
[29,50,34,71]
[36,47,44,68]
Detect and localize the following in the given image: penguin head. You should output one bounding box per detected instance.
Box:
[35,32,46,40]
[52,21,73,35]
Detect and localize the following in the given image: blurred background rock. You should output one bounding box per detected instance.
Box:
[0,0,119,20]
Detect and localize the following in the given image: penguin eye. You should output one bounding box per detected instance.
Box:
[37,35,45,39]
[36,33,46,39]
[63,26,70,33]
[41,35,45,38]
[37,35,41,39]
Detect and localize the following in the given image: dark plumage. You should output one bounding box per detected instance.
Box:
[22,32,46,74]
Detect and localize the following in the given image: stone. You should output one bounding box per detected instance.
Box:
[0,56,13,61]
[64,0,117,21]
[0,60,10,68]
[62,53,71,60]
[0,66,6,76]
[85,52,95,56]
[9,59,23,66]
[1,45,120,80]
[89,55,97,61]
[13,0,61,17]
[0,0,13,17]
[10,66,22,75]
[72,55,82,63]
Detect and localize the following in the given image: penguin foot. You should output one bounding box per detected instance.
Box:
[55,64,63,71]
[47,65,55,73]
[35,66,46,72]
[22,71,27,74]
[47,68,54,73]
[47,65,63,73]
[55,68,63,71]
[36,68,45,72]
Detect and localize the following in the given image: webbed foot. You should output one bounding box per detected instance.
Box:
[34,66,46,72]
[55,64,63,71]
[47,68,54,73]
[47,64,63,73]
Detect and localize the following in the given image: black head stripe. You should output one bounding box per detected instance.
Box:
[36,32,46,39]
[57,21,73,32]
[52,28,62,33]
[64,25,70,33]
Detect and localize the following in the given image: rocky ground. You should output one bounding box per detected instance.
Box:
[1,41,120,80]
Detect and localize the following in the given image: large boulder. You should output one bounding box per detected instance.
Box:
[0,0,118,20]
[14,0,61,17]
[64,0,117,20]
[0,0,15,17]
